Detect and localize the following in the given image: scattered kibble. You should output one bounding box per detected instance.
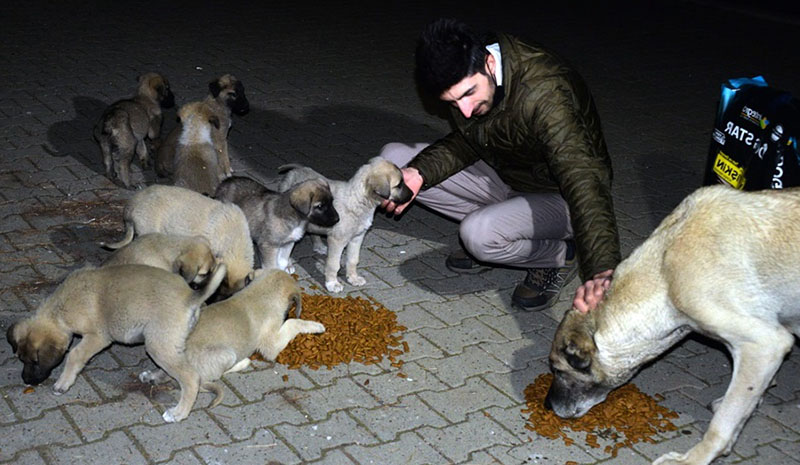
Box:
[522,374,679,458]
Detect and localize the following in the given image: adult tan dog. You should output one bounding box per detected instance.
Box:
[155,74,249,178]
[93,72,175,188]
[102,185,255,295]
[139,269,325,411]
[172,100,231,195]
[546,184,800,465]
[215,175,339,273]
[102,233,216,284]
[277,157,413,292]
[6,263,227,423]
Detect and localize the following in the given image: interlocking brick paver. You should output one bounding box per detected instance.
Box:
[274,410,379,462]
[345,431,448,465]
[45,431,148,465]
[416,411,521,463]
[193,428,302,465]
[0,409,81,462]
[128,412,231,462]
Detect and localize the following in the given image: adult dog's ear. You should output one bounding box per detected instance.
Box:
[557,309,597,372]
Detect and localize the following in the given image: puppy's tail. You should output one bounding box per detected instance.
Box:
[201,381,225,408]
[100,223,135,250]
[190,263,227,306]
[277,163,305,174]
[290,289,302,319]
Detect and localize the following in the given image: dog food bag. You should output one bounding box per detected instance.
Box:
[703,76,800,190]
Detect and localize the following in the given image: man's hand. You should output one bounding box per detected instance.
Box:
[572,269,613,313]
[381,167,424,215]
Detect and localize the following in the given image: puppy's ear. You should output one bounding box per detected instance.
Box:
[6,322,19,354]
[208,115,220,130]
[288,184,313,216]
[174,254,198,283]
[368,173,392,200]
[208,80,222,97]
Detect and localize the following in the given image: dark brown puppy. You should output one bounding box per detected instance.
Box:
[94,72,175,188]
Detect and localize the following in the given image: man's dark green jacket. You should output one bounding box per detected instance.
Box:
[407,33,621,280]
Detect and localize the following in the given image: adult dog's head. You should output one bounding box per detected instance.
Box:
[362,157,414,206]
[209,74,250,116]
[6,318,71,385]
[289,178,340,227]
[544,308,625,418]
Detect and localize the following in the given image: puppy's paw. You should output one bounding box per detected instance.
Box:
[162,407,185,423]
[139,370,157,384]
[347,274,366,286]
[653,451,689,465]
[325,280,344,293]
[284,264,296,274]
[302,321,326,334]
[52,378,71,394]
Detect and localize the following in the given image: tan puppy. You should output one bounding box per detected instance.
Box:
[156,74,249,178]
[277,157,413,292]
[93,72,175,188]
[546,184,800,465]
[172,101,231,195]
[102,233,216,284]
[6,263,227,423]
[215,176,339,273]
[139,269,325,410]
[102,185,255,295]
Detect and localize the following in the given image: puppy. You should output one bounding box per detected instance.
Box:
[277,157,413,292]
[6,263,227,423]
[102,184,255,295]
[172,100,231,195]
[215,176,339,273]
[156,74,249,178]
[139,268,325,410]
[101,233,216,284]
[93,72,175,188]
[546,184,800,465]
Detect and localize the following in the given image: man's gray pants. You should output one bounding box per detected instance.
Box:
[379,142,573,269]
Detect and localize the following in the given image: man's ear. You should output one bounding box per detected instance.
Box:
[485,52,496,76]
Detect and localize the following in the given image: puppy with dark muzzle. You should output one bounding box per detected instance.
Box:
[215,175,339,273]
[6,263,227,423]
[93,72,175,188]
[277,157,413,292]
[156,74,249,178]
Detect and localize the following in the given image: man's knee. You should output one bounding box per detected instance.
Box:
[458,211,496,262]
[378,142,426,168]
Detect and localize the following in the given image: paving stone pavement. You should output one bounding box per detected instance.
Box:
[1,1,799,464]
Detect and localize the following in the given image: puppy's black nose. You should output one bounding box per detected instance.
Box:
[543,392,553,410]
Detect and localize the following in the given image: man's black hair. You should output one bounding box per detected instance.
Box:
[415,18,489,97]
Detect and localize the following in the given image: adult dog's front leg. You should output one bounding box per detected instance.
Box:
[654,333,793,465]
[53,335,111,394]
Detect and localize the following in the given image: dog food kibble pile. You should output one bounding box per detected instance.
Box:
[522,374,679,458]
[269,293,407,370]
